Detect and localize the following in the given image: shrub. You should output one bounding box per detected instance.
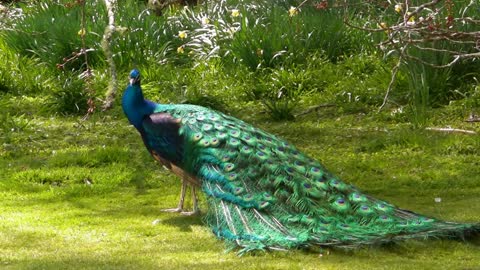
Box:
[45,74,89,115]
[3,1,106,69]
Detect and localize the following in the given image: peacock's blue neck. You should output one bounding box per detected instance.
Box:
[122,83,157,130]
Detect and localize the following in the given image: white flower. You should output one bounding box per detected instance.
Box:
[394,4,403,13]
[231,9,240,17]
[289,6,298,17]
[201,17,210,25]
[178,31,187,39]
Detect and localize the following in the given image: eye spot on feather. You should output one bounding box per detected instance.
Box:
[214,123,224,130]
[336,198,345,204]
[209,114,219,121]
[210,137,220,147]
[286,167,295,174]
[229,129,240,137]
[320,219,331,225]
[244,194,254,201]
[421,217,434,222]
[228,138,240,147]
[188,119,197,125]
[277,146,285,152]
[241,145,253,154]
[258,144,266,150]
[317,176,326,183]
[217,132,227,139]
[227,172,237,181]
[199,139,210,147]
[196,114,206,121]
[202,123,213,131]
[224,163,235,172]
[303,183,312,189]
[258,201,270,209]
[192,132,203,142]
[256,151,268,161]
[376,203,386,210]
[233,187,244,195]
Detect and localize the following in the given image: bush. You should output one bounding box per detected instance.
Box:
[46,74,89,115]
[3,1,106,69]
[0,38,56,95]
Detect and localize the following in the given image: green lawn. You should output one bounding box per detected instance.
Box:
[1,97,479,269]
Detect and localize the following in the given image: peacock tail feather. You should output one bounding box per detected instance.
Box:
[152,104,478,252]
[123,69,479,253]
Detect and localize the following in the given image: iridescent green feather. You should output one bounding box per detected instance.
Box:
[150,104,479,253]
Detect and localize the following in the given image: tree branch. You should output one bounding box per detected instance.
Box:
[102,0,118,111]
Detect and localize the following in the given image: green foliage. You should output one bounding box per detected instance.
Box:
[0,39,56,95]
[139,59,251,112]
[223,5,369,71]
[252,65,321,120]
[45,74,89,115]
[0,0,479,124]
[2,2,106,69]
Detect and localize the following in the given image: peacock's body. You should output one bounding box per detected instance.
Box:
[122,69,478,252]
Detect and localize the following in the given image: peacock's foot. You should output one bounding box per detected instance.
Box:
[180,209,201,216]
[161,207,183,213]
[161,208,201,216]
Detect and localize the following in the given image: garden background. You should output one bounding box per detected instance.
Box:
[0,0,479,269]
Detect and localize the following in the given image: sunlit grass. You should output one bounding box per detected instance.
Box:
[0,94,479,269]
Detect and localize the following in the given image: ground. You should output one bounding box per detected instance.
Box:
[0,98,479,269]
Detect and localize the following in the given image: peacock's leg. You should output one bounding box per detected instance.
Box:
[180,185,200,216]
[162,177,200,215]
[162,178,187,213]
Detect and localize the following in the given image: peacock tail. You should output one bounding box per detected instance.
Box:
[123,69,479,253]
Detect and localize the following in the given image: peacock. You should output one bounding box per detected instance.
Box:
[122,69,479,253]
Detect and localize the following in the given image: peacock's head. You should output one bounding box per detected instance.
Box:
[129,69,141,86]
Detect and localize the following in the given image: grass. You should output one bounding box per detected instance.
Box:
[1,95,479,270]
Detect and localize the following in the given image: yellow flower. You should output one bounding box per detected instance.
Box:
[407,12,415,23]
[178,31,187,39]
[177,46,185,54]
[227,27,238,36]
[378,22,390,34]
[78,28,86,37]
[394,4,403,13]
[231,9,240,17]
[256,48,264,56]
[288,6,298,17]
[201,17,210,25]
